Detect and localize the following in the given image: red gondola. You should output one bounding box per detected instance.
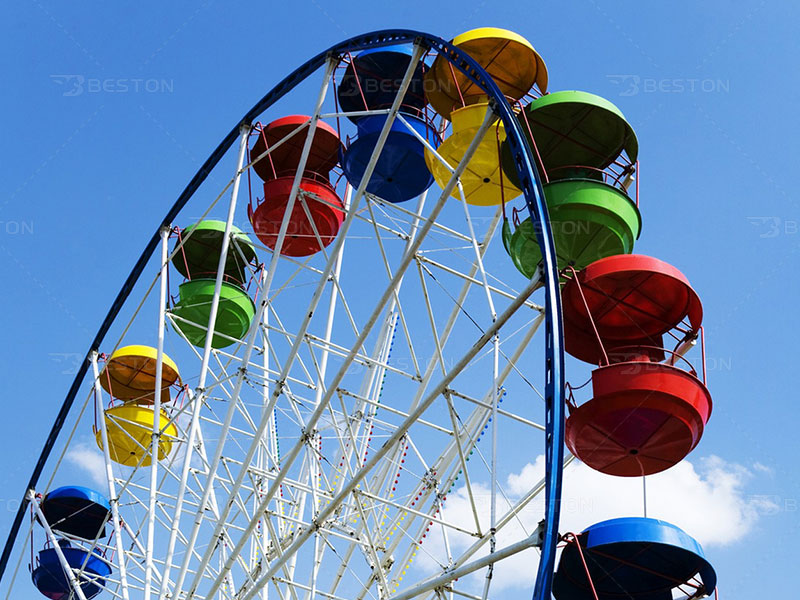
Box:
[248,176,345,257]
[562,254,702,365]
[248,115,345,257]
[562,254,712,476]
[249,115,340,182]
[567,357,712,476]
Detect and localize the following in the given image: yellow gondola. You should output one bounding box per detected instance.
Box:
[98,345,180,404]
[425,102,521,206]
[95,404,177,467]
[425,27,547,119]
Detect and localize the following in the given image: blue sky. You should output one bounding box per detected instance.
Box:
[1,1,798,598]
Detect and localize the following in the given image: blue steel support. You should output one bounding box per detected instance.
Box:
[0,29,565,600]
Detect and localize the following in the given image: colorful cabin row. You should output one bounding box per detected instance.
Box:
[562,254,712,476]
[170,221,258,349]
[249,116,346,257]
[554,518,716,600]
[95,403,176,467]
[99,345,180,404]
[501,91,640,276]
[32,540,111,600]
[338,46,439,204]
[425,28,547,207]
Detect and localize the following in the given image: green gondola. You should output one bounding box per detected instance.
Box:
[171,279,257,349]
[172,220,257,284]
[501,90,640,275]
[170,220,259,348]
[503,179,641,276]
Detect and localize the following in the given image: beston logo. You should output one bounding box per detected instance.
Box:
[50,75,174,97]
[0,220,34,235]
[747,216,798,238]
[606,75,730,97]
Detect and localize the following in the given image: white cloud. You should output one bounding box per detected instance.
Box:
[751,461,774,476]
[65,441,107,488]
[559,455,774,547]
[412,454,776,594]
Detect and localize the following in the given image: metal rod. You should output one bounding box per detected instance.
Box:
[168,121,253,597]
[143,226,170,600]
[241,274,542,600]
[29,491,90,600]
[177,57,341,600]
[643,476,648,518]
[391,533,541,600]
[90,353,131,600]
[259,266,271,600]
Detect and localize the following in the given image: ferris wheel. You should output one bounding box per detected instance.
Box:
[2,28,719,600]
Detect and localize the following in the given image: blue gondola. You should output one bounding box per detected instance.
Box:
[40,487,110,540]
[554,517,716,600]
[338,45,437,203]
[337,45,426,120]
[32,540,112,600]
[340,114,438,203]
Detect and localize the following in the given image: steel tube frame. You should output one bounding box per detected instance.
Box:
[224,103,497,600]
[1,30,565,600]
[143,226,170,600]
[173,59,340,597]
[240,274,542,600]
[195,45,428,600]
[160,122,252,598]
[90,353,131,600]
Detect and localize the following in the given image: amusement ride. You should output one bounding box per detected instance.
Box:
[1,27,718,600]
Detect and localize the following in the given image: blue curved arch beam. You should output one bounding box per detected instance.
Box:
[0,29,565,600]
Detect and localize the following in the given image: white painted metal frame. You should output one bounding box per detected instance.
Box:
[14,46,563,600]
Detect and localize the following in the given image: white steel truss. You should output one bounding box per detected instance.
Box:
[18,47,559,600]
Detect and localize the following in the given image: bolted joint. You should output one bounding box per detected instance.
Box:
[533,519,546,548]
[300,428,318,445]
[412,37,430,53]
[422,469,438,490]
